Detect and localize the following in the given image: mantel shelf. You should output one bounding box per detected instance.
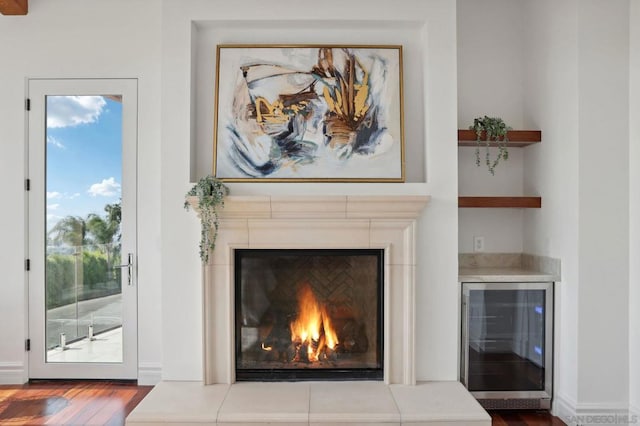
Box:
[458,196,542,208]
[458,130,542,147]
[187,195,431,219]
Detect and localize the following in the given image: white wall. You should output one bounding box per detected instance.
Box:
[523,0,631,418]
[458,148,524,253]
[630,0,640,418]
[160,0,459,381]
[0,0,163,384]
[2,2,632,408]
[461,0,634,417]
[457,0,525,128]
[576,0,629,409]
[522,0,580,412]
[0,0,457,386]
[457,0,527,254]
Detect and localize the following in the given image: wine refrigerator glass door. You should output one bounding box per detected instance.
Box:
[461,282,553,400]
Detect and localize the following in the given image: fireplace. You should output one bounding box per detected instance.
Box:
[235,249,384,381]
[193,195,429,385]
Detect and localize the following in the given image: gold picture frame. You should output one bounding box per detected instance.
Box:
[213,44,405,182]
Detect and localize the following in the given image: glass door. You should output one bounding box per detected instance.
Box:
[28,79,138,379]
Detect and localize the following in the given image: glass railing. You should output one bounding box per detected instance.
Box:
[45,243,123,350]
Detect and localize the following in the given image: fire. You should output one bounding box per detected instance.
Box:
[289,283,339,362]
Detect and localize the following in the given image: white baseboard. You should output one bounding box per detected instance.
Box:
[553,393,578,425]
[138,362,162,386]
[554,394,633,426]
[630,403,640,424]
[2,361,160,385]
[0,362,26,384]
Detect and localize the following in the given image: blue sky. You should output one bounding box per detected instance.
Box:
[46,96,122,231]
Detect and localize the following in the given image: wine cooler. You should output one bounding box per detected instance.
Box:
[461,282,553,409]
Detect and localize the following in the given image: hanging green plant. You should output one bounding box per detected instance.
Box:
[184,175,229,263]
[470,116,511,175]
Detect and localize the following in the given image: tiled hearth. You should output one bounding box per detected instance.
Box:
[127,195,491,425]
[126,381,491,425]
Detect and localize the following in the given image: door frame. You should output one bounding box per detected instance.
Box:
[27,78,138,380]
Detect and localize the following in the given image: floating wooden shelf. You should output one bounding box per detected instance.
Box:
[458,130,543,208]
[458,196,542,208]
[458,130,542,147]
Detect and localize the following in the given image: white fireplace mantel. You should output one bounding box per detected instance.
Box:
[190,195,430,385]
[187,195,430,220]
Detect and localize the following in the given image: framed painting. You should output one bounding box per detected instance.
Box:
[213,45,405,182]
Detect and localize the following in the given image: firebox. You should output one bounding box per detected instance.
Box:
[234,249,384,381]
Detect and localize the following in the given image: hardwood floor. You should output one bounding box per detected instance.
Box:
[0,381,152,425]
[489,410,567,426]
[0,381,566,425]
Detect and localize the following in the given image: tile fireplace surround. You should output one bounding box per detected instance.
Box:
[126,195,491,425]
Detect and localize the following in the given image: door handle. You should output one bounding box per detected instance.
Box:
[114,253,134,286]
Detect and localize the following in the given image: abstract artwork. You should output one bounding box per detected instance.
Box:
[214,45,404,181]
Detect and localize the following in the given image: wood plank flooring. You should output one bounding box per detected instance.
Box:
[0,381,152,425]
[489,410,566,426]
[0,381,566,425]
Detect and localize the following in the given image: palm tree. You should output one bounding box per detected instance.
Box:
[49,216,90,248]
[86,202,122,272]
[104,201,121,242]
[48,215,90,292]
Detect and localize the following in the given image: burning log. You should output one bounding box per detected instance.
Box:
[244,281,372,369]
[339,320,369,353]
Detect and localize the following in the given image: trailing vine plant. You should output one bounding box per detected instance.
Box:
[471,116,512,175]
[184,175,229,263]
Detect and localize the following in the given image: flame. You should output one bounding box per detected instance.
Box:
[289,283,339,362]
[321,305,339,350]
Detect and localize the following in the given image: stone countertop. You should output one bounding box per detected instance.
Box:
[458,267,559,282]
[458,253,561,282]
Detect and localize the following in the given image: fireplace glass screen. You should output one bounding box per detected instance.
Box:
[235,249,383,381]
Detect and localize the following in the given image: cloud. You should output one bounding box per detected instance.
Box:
[47,96,107,128]
[47,203,60,210]
[88,177,121,197]
[46,135,66,149]
[47,191,81,200]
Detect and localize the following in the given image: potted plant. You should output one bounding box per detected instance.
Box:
[470,116,511,175]
[184,175,229,263]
